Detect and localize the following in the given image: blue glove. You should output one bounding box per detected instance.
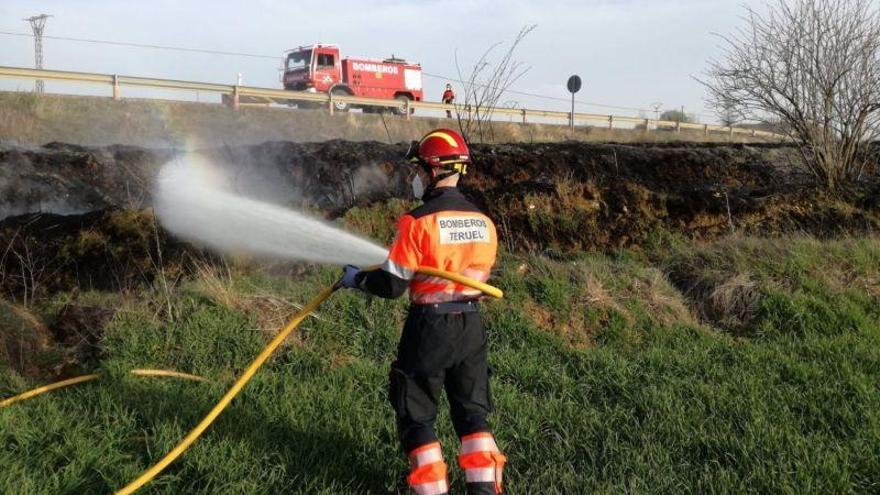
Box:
[340,264,361,289]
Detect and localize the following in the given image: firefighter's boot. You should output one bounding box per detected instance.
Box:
[407,441,449,495]
[458,432,507,494]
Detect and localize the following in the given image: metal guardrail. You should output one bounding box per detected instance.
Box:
[0,65,783,139]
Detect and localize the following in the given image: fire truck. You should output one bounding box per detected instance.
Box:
[282,43,424,115]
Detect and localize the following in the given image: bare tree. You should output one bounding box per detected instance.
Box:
[703,0,880,189]
[717,97,744,128]
[454,25,536,144]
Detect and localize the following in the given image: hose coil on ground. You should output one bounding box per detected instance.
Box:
[0,369,209,409]
[0,267,503,494]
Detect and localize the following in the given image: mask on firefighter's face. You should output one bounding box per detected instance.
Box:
[411,173,425,200]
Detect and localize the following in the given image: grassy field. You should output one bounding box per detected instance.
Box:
[0,91,772,148]
[1,236,879,494]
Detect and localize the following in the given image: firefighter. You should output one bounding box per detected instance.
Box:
[340,128,506,495]
[442,83,455,118]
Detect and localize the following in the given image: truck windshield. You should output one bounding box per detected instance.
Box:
[286,50,311,71]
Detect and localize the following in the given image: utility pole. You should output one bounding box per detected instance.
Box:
[650,102,663,120]
[24,14,51,93]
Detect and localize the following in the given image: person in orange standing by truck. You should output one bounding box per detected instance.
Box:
[340,128,506,495]
[442,83,455,118]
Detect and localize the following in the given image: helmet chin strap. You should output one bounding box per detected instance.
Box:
[433,170,459,182]
[422,162,466,183]
[416,162,465,199]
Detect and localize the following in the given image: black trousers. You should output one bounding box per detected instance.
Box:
[389,304,494,454]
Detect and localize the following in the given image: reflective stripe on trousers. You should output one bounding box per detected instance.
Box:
[458,432,506,493]
[408,442,448,495]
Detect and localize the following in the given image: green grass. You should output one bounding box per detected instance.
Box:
[1,237,879,493]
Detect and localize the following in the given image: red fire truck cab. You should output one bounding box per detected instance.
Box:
[282,43,423,115]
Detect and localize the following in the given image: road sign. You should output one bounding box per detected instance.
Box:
[567,75,582,94]
[567,75,582,131]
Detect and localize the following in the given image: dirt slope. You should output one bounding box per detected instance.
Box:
[0,140,877,300]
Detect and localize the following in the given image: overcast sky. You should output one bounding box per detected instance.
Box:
[0,0,765,122]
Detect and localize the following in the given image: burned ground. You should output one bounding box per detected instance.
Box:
[0,139,877,302]
[467,142,876,249]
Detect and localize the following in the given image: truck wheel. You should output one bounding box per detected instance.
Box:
[366,105,390,115]
[331,88,350,112]
[393,95,412,116]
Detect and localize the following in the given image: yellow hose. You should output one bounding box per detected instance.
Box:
[417,266,503,299]
[0,369,209,409]
[361,265,504,299]
[116,267,502,494]
[0,374,101,409]
[129,369,209,383]
[115,284,338,495]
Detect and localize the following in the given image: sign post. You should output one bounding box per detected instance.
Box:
[566,75,582,132]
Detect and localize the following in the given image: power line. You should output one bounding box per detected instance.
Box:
[0,30,278,60]
[422,71,719,120]
[0,30,720,121]
[422,71,655,114]
[0,31,653,111]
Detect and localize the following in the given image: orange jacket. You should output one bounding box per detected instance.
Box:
[442,89,455,103]
[358,187,497,303]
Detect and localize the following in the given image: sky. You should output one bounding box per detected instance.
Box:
[0,0,765,123]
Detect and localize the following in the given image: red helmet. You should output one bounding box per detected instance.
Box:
[406,128,471,174]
